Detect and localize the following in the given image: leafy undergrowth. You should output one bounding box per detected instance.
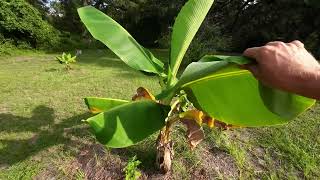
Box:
[0,50,319,179]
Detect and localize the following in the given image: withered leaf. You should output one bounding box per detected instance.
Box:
[132,87,155,101]
[179,110,203,124]
[181,118,204,150]
[213,119,241,130]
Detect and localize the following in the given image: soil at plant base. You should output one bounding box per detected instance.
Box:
[40,142,239,180]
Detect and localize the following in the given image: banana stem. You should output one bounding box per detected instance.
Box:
[156,99,180,173]
[158,76,166,90]
[164,115,179,143]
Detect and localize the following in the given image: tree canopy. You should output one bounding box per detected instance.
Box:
[1,0,319,58]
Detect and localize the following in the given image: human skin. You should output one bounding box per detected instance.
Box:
[243,40,320,100]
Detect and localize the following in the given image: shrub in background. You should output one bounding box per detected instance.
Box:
[305,32,320,59]
[57,32,105,51]
[0,0,60,51]
[183,23,232,66]
[0,40,16,55]
[157,32,171,49]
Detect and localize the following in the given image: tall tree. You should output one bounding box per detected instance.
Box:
[210,0,320,57]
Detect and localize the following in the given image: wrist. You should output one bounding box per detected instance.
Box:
[311,64,320,82]
[296,65,320,99]
[314,66,320,86]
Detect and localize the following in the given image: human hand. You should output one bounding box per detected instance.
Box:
[243,40,320,99]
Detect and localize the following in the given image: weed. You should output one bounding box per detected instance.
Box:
[123,156,142,180]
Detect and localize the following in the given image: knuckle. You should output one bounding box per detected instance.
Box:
[292,40,304,47]
[276,42,286,47]
[267,41,285,47]
[260,46,274,55]
[292,40,301,44]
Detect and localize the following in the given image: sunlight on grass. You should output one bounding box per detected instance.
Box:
[0,50,319,179]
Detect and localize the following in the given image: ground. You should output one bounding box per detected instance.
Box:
[0,50,319,179]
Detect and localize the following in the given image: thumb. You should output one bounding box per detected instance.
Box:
[243,64,260,79]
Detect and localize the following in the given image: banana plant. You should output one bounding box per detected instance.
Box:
[78,0,316,173]
[56,52,77,70]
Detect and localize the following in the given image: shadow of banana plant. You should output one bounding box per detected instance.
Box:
[0,105,165,177]
[0,105,92,166]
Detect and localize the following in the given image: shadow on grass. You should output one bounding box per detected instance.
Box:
[76,49,168,69]
[78,55,125,68]
[77,54,160,80]
[76,50,128,69]
[0,105,166,176]
[0,105,92,166]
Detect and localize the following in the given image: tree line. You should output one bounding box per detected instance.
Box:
[1,0,319,59]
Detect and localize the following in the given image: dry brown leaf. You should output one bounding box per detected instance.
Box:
[181,119,205,150]
[202,115,214,128]
[179,110,203,124]
[132,87,155,101]
[179,110,241,149]
[214,119,241,130]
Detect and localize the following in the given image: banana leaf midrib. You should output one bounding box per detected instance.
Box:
[181,69,250,88]
[85,99,157,117]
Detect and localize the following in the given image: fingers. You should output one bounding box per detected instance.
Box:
[266,41,285,47]
[243,47,261,60]
[266,40,304,49]
[290,40,304,48]
[244,41,305,60]
[265,40,304,49]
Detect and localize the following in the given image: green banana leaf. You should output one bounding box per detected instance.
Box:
[156,61,228,101]
[175,55,315,127]
[84,97,129,114]
[78,6,164,74]
[84,100,169,148]
[169,0,214,82]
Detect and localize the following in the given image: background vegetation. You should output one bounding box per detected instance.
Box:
[1,0,319,58]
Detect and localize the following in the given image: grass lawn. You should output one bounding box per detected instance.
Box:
[0,49,319,179]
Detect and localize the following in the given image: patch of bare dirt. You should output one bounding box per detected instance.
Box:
[13,56,34,62]
[34,165,59,180]
[0,164,9,171]
[45,140,240,179]
[59,143,172,180]
[197,146,239,179]
[71,144,124,180]
[140,173,172,180]
[109,148,171,180]
[247,146,266,173]
[0,104,10,113]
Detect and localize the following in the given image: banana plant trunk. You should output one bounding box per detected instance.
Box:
[156,128,173,174]
[156,111,179,174]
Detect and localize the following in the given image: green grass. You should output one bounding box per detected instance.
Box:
[0,49,319,179]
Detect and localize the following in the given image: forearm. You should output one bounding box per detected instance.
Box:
[295,68,320,100]
[306,69,320,100]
